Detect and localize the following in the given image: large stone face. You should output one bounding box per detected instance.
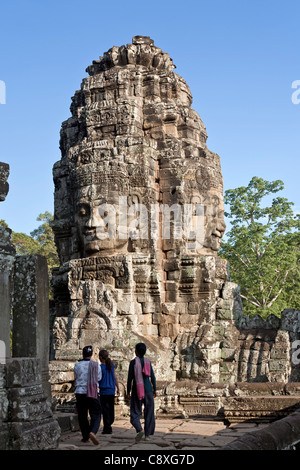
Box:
[50,36,230,385]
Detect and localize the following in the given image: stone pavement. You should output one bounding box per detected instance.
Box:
[57,416,269,451]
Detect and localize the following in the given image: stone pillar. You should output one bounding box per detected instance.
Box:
[0,248,14,364]
[12,255,51,399]
[0,163,61,449]
[0,162,15,364]
[0,364,9,448]
[4,358,60,450]
[0,162,9,202]
[0,162,14,447]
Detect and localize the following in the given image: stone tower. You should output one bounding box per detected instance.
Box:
[51,36,232,384]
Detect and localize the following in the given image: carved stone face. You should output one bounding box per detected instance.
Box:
[51,37,232,385]
[74,187,128,257]
[203,194,226,252]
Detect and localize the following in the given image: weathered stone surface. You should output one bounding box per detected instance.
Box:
[223,396,300,424]
[0,366,8,422]
[223,410,300,450]
[0,162,9,201]
[13,255,51,399]
[50,36,230,391]
[231,382,285,396]
[56,413,300,451]
[0,165,61,449]
[48,36,300,423]
[0,164,15,365]
[8,419,61,450]
[1,359,60,449]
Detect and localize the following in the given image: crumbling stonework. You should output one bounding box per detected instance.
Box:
[155,381,300,424]
[222,409,300,450]
[50,36,230,391]
[0,162,15,366]
[215,306,300,384]
[13,255,52,400]
[0,37,299,448]
[50,38,300,416]
[3,358,60,450]
[0,163,60,450]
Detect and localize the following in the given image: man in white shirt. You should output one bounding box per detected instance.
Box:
[74,345,102,444]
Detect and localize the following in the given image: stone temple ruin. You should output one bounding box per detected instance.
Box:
[1,36,300,450]
[50,34,228,383]
[49,36,300,423]
[0,163,60,449]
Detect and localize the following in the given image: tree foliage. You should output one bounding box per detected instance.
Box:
[1,212,59,272]
[1,213,59,299]
[219,177,300,318]
[29,211,59,270]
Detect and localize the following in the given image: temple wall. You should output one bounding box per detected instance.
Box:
[48,38,300,421]
[1,37,298,445]
[0,163,60,450]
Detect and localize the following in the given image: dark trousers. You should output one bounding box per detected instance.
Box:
[130,391,155,437]
[100,395,115,433]
[75,394,101,441]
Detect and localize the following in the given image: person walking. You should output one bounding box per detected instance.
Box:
[126,342,156,442]
[74,345,102,445]
[98,349,120,434]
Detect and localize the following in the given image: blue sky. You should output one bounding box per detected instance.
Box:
[0,0,299,235]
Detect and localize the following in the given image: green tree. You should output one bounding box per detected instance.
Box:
[11,231,41,255]
[219,177,300,318]
[0,219,8,228]
[0,219,40,255]
[29,211,59,270]
[1,213,59,298]
[3,212,59,269]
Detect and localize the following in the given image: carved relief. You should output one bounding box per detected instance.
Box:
[51,36,230,384]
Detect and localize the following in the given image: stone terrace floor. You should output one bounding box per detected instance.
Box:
[57,416,269,451]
